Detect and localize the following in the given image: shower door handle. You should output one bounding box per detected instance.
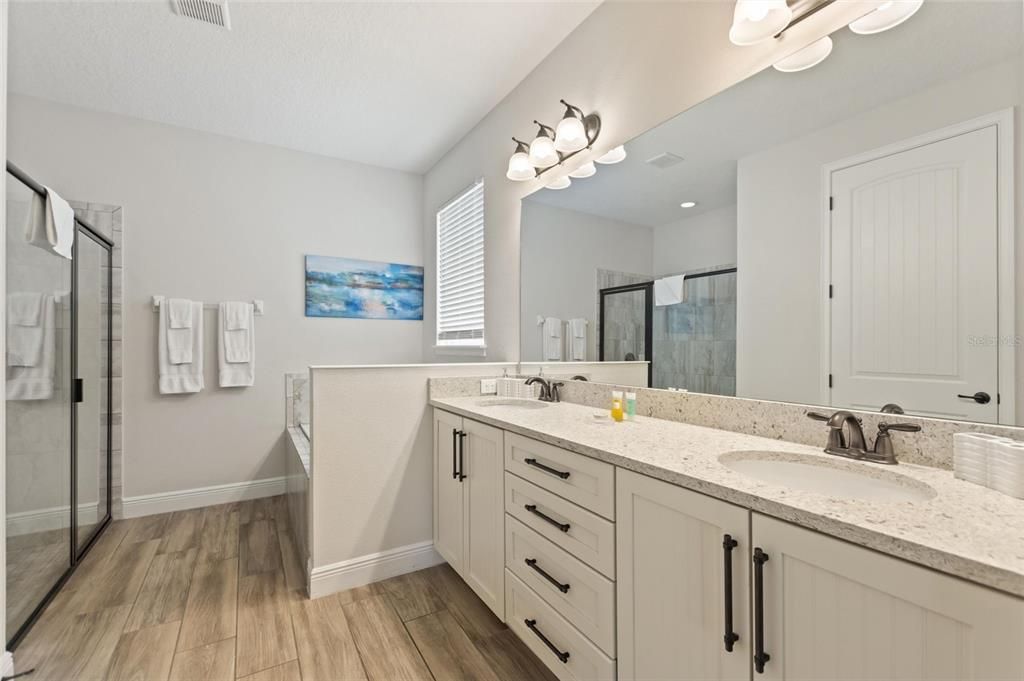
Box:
[73,378,84,404]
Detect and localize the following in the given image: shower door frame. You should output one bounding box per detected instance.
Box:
[598,281,654,387]
[5,161,115,650]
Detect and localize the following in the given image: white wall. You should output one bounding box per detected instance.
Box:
[653,204,737,276]
[520,201,652,361]
[421,1,881,365]
[7,96,425,499]
[736,58,1024,410]
[1,0,9,662]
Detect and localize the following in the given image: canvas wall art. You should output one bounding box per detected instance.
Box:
[305,255,424,320]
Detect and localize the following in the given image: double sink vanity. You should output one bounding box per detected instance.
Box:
[430,391,1024,681]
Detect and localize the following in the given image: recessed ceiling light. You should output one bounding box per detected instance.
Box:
[680,201,697,208]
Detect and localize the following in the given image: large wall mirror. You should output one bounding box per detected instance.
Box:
[520,0,1023,426]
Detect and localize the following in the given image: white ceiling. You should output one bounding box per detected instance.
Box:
[528,0,1023,227]
[8,0,600,173]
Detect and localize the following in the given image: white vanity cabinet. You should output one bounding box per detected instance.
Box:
[752,513,1024,681]
[616,469,752,681]
[432,410,505,619]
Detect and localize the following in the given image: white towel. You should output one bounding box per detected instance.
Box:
[542,317,563,361]
[7,293,45,367]
[166,298,194,365]
[568,318,588,361]
[654,275,685,306]
[7,295,56,400]
[159,301,204,394]
[219,302,255,387]
[24,186,75,260]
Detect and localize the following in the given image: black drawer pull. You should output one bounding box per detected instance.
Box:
[457,430,467,481]
[753,548,770,674]
[451,428,458,480]
[525,558,570,593]
[524,618,570,663]
[722,534,739,652]
[524,504,570,533]
[524,457,571,479]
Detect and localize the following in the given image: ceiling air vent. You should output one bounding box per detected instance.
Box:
[645,152,684,169]
[172,0,231,30]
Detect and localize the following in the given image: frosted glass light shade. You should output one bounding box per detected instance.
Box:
[546,176,571,190]
[595,145,627,165]
[729,0,792,45]
[849,0,923,35]
[555,115,588,153]
[569,161,596,178]
[506,151,534,181]
[773,36,833,72]
[529,134,559,167]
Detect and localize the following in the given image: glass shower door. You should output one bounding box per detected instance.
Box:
[74,228,112,554]
[5,173,73,639]
[599,282,653,385]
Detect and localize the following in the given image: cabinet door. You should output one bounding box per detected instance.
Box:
[752,513,1024,681]
[461,418,506,619]
[617,469,751,681]
[433,410,464,573]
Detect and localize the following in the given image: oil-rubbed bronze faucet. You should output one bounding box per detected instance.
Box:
[806,411,921,465]
[525,377,563,403]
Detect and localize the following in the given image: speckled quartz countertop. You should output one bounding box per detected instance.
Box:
[431,396,1024,597]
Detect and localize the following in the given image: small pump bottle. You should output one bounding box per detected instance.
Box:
[625,392,637,420]
[611,390,624,422]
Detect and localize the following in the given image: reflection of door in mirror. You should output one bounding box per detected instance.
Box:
[829,123,1001,424]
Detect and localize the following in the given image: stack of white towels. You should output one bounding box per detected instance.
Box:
[539,316,588,361]
[158,299,255,394]
[953,432,1024,499]
[6,292,56,400]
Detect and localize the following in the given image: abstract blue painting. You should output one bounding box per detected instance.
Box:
[304,255,424,320]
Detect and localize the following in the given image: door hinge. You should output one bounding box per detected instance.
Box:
[828,374,833,388]
[829,196,834,211]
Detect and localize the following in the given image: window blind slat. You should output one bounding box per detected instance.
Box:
[437,181,485,348]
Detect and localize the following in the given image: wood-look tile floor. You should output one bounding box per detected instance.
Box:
[13,495,559,681]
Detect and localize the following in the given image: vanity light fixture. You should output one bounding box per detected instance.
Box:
[848,0,923,35]
[546,176,572,190]
[506,100,602,181]
[773,35,833,72]
[569,161,597,179]
[680,201,698,208]
[595,145,627,165]
[729,0,792,45]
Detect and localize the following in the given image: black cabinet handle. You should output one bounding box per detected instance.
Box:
[753,548,770,674]
[524,619,570,663]
[524,504,570,533]
[451,428,458,480]
[457,430,467,481]
[957,391,991,405]
[73,378,84,404]
[722,534,739,652]
[524,457,571,480]
[525,558,570,593]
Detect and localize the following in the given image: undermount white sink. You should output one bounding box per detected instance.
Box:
[475,398,550,409]
[719,450,936,502]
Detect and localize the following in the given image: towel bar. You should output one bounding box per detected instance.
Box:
[152,296,264,316]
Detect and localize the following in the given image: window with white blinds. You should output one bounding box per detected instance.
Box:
[436,180,485,348]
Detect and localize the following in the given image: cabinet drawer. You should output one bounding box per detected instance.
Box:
[505,474,615,579]
[506,570,616,681]
[505,433,615,520]
[505,515,616,656]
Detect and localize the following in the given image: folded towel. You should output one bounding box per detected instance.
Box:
[542,317,563,361]
[159,301,204,394]
[7,293,45,367]
[654,275,686,306]
[7,295,56,399]
[224,302,250,331]
[24,186,74,260]
[568,318,588,361]
[218,302,255,387]
[168,298,193,329]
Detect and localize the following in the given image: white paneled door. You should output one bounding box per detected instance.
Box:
[830,125,999,422]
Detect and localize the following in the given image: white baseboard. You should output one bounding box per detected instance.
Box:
[122,476,287,518]
[2,651,14,678]
[6,502,100,537]
[309,540,444,599]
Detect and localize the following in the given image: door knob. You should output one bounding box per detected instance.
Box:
[956,391,991,405]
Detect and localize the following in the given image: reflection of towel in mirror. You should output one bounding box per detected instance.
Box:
[654,275,685,306]
[542,317,562,361]
[24,186,75,260]
[7,292,44,367]
[568,318,588,361]
[7,295,56,400]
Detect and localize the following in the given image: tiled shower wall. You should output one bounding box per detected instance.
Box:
[653,267,736,395]
[71,201,124,519]
[596,268,651,362]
